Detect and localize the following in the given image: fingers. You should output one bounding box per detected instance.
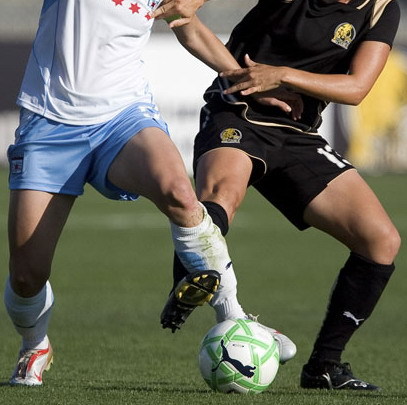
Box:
[222,81,261,95]
[268,99,293,112]
[151,0,204,20]
[292,97,304,120]
[166,16,192,28]
[151,1,171,19]
[244,54,256,67]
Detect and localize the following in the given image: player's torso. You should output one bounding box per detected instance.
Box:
[19,0,164,124]
[228,0,376,73]
[221,0,398,131]
[37,0,159,70]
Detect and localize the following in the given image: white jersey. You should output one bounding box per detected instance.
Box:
[17,0,162,125]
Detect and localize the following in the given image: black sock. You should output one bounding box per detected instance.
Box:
[201,201,229,236]
[308,252,395,366]
[171,201,229,291]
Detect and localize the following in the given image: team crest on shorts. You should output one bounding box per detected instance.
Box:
[220,128,242,143]
[10,156,24,174]
[331,23,356,49]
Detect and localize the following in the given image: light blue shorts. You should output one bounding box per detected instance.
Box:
[8,103,169,200]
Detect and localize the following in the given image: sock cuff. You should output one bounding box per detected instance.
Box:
[5,279,53,306]
[202,200,229,236]
[211,296,246,323]
[170,203,211,239]
[345,252,395,279]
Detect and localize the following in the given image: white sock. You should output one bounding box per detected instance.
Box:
[211,296,246,323]
[171,204,246,322]
[4,279,54,350]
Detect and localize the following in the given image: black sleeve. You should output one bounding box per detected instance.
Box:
[364,0,401,47]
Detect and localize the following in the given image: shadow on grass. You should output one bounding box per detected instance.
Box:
[80,381,407,400]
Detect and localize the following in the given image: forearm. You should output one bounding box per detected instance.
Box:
[173,17,240,72]
[279,68,367,105]
[221,42,391,106]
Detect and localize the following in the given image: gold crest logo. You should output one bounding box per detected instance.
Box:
[220,128,242,143]
[331,23,356,49]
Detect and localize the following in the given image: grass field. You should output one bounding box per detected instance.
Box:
[0,169,406,405]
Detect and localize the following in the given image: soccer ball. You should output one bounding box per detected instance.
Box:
[198,319,280,394]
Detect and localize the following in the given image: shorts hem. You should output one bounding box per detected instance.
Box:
[9,183,83,196]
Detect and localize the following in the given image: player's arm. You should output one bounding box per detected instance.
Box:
[152,0,209,28]
[221,41,391,106]
[171,15,240,72]
[172,16,303,119]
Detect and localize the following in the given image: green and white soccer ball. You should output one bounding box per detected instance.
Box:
[198,319,280,394]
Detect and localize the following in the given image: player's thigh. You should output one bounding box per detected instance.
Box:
[303,169,400,262]
[108,127,194,205]
[9,190,76,279]
[195,148,253,222]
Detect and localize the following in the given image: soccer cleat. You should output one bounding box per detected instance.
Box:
[300,360,380,390]
[10,343,53,386]
[161,270,221,333]
[247,314,297,364]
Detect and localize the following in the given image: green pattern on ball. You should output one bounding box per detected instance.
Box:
[199,319,279,393]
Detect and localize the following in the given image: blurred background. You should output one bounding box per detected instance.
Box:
[1,0,407,173]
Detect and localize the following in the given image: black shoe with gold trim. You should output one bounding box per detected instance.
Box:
[300,360,380,391]
[160,270,220,333]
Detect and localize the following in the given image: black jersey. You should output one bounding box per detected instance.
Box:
[205,0,400,133]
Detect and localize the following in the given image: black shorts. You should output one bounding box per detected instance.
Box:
[193,103,354,230]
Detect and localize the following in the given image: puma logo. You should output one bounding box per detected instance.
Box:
[212,340,256,377]
[343,311,364,326]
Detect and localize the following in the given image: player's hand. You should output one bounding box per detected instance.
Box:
[251,89,303,121]
[151,0,206,27]
[220,54,285,96]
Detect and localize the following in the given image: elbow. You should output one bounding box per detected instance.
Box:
[349,92,366,106]
[342,88,369,106]
[347,98,363,107]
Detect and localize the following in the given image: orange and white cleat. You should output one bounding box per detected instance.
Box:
[10,342,53,386]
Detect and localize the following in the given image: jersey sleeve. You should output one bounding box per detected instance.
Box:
[363,0,401,47]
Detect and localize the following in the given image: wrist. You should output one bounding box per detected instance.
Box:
[279,66,291,87]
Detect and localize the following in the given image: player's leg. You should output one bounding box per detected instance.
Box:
[108,126,202,226]
[6,190,76,385]
[161,148,252,322]
[161,148,297,362]
[195,148,253,224]
[301,169,400,390]
[198,149,296,363]
[192,148,252,321]
[159,147,249,329]
[107,128,240,322]
[160,147,251,326]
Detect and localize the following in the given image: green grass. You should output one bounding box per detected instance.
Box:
[0,169,406,405]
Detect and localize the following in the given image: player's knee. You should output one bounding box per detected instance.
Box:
[162,176,197,212]
[9,255,50,297]
[382,224,401,261]
[365,222,401,264]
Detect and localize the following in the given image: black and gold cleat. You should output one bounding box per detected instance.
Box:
[160,270,221,333]
[300,361,380,391]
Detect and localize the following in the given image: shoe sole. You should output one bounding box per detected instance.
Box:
[174,270,220,306]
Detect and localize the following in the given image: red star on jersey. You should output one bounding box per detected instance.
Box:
[112,0,124,5]
[145,12,152,20]
[129,3,141,13]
